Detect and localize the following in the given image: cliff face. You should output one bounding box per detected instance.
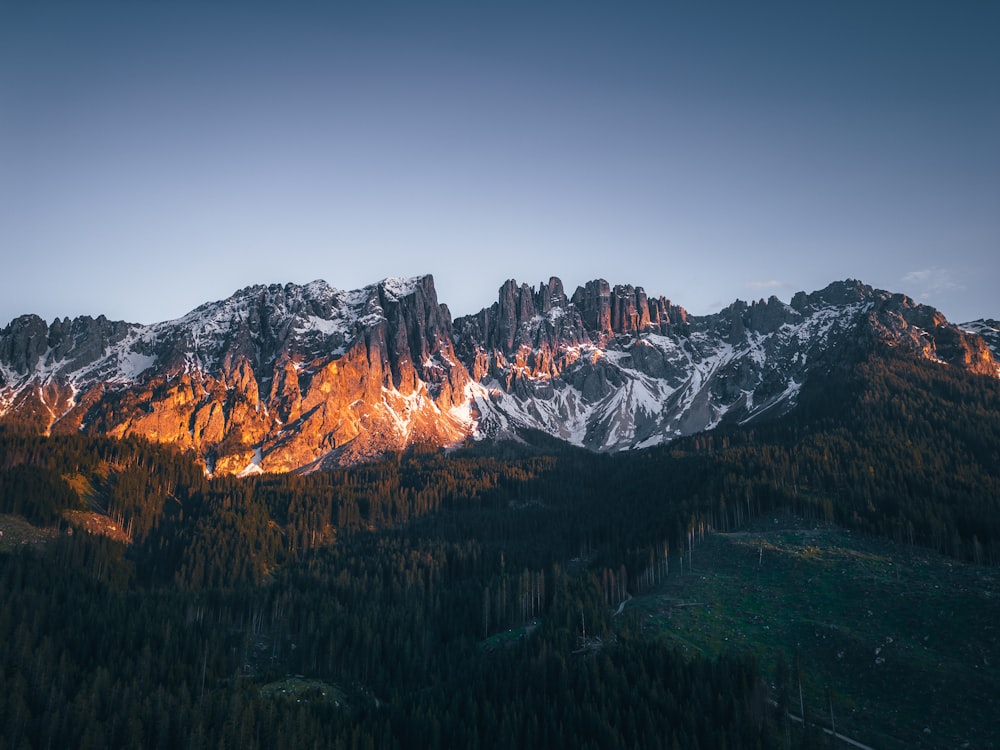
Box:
[453,277,999,452]
[0,277,471,473]
[960,319,1000,363]
[452,277,688,389]
[1,275,996,472]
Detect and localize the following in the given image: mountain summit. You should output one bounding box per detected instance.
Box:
[1,275,996,473]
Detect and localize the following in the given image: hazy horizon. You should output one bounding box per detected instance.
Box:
[2,2,997,326]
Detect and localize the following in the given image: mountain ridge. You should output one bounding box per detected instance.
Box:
[1,275,996,473]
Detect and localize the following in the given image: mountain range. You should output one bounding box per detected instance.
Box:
[1,275,997,474]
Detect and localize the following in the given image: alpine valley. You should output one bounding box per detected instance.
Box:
[1,275,996,473]
[3,276,1000,750]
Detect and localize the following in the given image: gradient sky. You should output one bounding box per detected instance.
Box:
[2,1,998,327]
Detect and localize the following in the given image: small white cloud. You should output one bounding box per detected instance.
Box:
[900,268,963,301]
[902,269,933,283]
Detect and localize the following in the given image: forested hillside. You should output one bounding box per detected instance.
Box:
[1,345,998,748]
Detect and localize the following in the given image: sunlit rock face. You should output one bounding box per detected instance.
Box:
[960,319,1000,366]
[0,276,471,473]
[0,275,996,472]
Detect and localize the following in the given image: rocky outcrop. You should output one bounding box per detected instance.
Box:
[452,277,690,393]
[0,276,471,473]
[0,314,134,382]
[454,277,998,452]
[961,320,1000,365]
[1,275,996,471]
[858,294,998,377]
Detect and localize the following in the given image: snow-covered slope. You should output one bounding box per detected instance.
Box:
[458,282,837,449]
[1,276,996,472]
[0,276,471,473]
[454,278,998,450]
[961,319,1000,360]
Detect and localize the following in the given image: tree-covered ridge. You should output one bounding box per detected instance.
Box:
[665,344,1000,562]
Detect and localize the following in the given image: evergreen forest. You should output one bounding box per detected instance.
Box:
[1,347,998,748]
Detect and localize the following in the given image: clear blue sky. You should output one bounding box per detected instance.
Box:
[2,1,998,326]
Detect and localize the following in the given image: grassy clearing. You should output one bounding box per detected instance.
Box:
[259,676,346,706]
[0,513,59,550]
[480,620,540,651]
[63,472,100,507]
[628,512,999,749]
[62,510,132,543]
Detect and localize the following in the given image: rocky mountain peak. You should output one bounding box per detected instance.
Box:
[1,274,996,472]
[0,313,136,381]
[0,314,52,376]
[789,278,874,313]
[538,277,567,313]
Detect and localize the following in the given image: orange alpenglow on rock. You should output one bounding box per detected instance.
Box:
[0,276,996,473]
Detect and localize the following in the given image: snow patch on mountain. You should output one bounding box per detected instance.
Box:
[237,448,265,477]
[1,276,996,472]
[961,319,1000,358]
[114,350,158,381]
[380,276,425,301]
